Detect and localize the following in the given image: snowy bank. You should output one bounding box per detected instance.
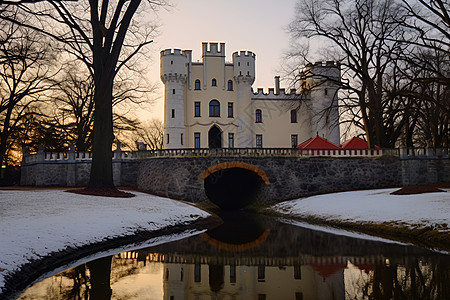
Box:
[0,189,212,295]
[272,188,450,249]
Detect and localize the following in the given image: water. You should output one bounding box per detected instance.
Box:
[18,213,450,299]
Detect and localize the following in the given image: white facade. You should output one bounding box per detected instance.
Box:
[161,42,340,149]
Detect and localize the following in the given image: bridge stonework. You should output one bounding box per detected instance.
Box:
[137,156,405,204]
[21,148,450,207]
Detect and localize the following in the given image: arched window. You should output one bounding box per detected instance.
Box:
[227,80,233,91]
[195,79,201,90]
[212,78,217,86]
[209,100,220,117]
[255,109,262,123]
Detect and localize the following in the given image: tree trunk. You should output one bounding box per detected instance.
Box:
[88,80,115,189]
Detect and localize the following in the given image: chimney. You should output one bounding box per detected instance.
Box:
[274,76,280,95]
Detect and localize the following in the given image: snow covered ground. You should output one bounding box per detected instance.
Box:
[1,187,449,296]
[273,188,450,234]
[0,189,211,293]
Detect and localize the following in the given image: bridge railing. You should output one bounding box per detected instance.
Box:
[138,147,400,158]
[24,146,450,164]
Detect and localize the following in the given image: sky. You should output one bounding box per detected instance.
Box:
[139,0,299,121]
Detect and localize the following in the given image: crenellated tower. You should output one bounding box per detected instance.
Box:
[300,61,341,145]
[233,51,256,147]
[160,49,191,149]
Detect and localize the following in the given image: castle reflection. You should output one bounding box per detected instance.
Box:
[19,213,450,299]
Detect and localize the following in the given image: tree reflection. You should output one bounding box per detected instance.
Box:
[349,258,450,299]
[87,256,113,300]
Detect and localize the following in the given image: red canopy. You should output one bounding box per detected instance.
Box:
[297,136,341,149]
[340,137,368,149]
[312,263,347,278]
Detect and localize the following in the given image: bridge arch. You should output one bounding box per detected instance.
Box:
[201,162,270,210]
[201,162,270,184]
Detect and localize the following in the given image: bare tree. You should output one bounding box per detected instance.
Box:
[0,16,55,169]
[135,118,163,150]
[1,0,167,191]
[288,0,409,148]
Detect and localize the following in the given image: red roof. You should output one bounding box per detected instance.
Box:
[312,263,347,278]
[297,136,341,149]
[341,137,368,149]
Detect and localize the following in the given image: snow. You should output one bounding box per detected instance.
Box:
[0,189,210,292]
[1,187,449,295]
[273,188,450,232]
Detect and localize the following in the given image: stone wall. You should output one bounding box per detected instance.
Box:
[20,147,141,187]
[136,156,408,204]
[21,148,450,205]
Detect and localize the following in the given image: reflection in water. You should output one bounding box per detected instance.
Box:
[19,213,450,299]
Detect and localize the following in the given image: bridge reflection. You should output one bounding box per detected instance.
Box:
[19,214,450,299]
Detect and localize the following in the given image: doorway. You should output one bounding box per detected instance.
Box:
[208,125,222,149]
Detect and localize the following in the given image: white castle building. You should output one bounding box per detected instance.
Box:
[161,42,340,149]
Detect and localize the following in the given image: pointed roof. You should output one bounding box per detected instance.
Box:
[341,137,368,149]
[297,135,341,149]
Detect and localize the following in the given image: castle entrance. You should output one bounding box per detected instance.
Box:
[208,126,222,148]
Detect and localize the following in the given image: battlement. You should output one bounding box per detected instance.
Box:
[232,51,256,59]
[305,61,340,68]
[252,88,300,100]
[202,42,225,56]
[160,48,191,57]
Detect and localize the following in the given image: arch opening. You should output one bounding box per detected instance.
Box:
[204,167,263,210]
[208,125,222,149]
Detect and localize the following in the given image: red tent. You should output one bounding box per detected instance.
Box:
[297,135,341,149]
[340,137,368,149]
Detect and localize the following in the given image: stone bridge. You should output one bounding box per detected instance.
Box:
[21,147,450,209]
[137,154,408,209]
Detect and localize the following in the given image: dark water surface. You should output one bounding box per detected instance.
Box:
[18,212,450,299]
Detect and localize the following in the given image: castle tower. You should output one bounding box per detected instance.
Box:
[202,42,226,90]
[233,51,256,147]
[160,49,191,149]
[300,61,341,145]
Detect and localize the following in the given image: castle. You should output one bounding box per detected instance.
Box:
[161,42,340,149]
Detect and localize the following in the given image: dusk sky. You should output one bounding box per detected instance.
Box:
[142,0,299,120]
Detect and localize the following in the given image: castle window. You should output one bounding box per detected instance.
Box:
[228,133,234,148]
[194,263,201,282]
[290,110,297,123]
[325,88,328,95]
[247,71,250,75]
[181,133,183,146]
[167,134,170,144]
[291,135,298,148]
[255,109,262,123]
[171,109,175,118]
[194,133,200,148]
[171,60,173,65]
[238,62,240,66]
[230,264,236,283]
[258,265,265,281]
[195,79,201,90]
[247,62,249,66]
[227,80,233,91]
[256,135,263,148]
[294,264,302,280]
[228,102,233,118]
[209,100,220,117]
[212,78,217,86]
[172,89,175,94]
[194,101,201,117]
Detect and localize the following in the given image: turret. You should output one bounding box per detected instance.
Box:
[202,42,226,90]
[232,51,256,85]
[160,49,191,149]
[300,61,341,144]
[233,51,256,147]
